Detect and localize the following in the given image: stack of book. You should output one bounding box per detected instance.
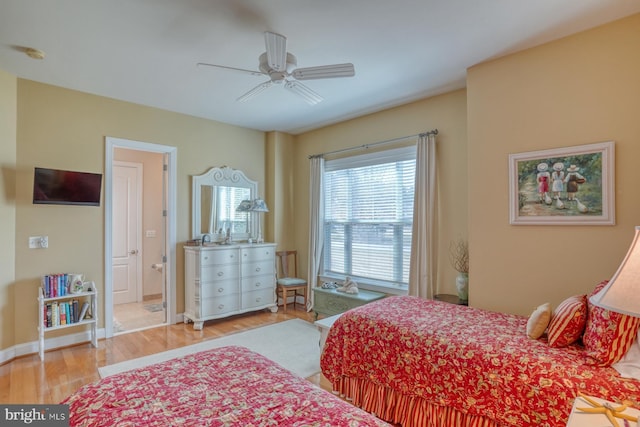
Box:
[43,300,90,328]
[42,274,74,298]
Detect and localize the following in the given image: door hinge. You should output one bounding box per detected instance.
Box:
[163,164,168,171]
[162,210,167,217]
[162,255,167,263]
[162,301,167,309]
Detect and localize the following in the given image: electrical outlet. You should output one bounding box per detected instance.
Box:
[28,236,48,249]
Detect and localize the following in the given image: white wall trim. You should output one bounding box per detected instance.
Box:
[2,313,186,364]
[0,328,107,364]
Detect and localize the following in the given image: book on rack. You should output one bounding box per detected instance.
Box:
[72,299,79,323]
[79,302,90,321]
[52,302,59,327]
[46,304,52,328]
[60,302,67,325]
[42,273,73,298]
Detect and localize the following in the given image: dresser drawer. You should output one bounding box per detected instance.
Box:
[201,263,240,281]
[242,288,275,309]
[200,249,238,266]
[202,294,239,317]
[241,247,275,263]
[200,280,239,298]
[241,274,274,293]
[241,259,274,277]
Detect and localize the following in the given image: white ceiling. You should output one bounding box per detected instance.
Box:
[1,1,639,135]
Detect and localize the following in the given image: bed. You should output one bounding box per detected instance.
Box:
[62,345,391,427]
[320,295,640,427]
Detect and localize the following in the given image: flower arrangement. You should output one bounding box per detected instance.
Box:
[448,239,469,274]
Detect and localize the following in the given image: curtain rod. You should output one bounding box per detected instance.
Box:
[309,129,438,159]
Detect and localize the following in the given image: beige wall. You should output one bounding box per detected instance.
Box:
[0,69,17,350]
[12,79,265,347]
[266,131,296,253]
[467,14,640,315]
[292,89,468,294]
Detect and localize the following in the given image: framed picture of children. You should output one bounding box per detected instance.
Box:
[508,141,615,225]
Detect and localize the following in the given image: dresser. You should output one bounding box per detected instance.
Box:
[184,243,277,330]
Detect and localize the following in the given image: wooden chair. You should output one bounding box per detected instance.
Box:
[275,250,307,313]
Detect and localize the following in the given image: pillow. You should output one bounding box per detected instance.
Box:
[526,302,551,339]
[583,280,640,366]
[613,328,640,380]
[547,295,587,347]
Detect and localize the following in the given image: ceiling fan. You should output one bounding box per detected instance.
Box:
[198,31,355,105]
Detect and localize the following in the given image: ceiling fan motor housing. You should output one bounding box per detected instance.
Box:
[259,52,297,82]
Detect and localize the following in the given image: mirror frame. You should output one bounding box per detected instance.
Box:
[192,166,258,242]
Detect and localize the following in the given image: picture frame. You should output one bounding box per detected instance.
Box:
[509,141,615,225]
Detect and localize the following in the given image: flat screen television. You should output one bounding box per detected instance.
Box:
[33,167,103,206]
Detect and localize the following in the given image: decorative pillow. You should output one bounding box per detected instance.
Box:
[613,328,640,380]
[526,302,551,339]
[547,295,587,347]
[583,280,640,366]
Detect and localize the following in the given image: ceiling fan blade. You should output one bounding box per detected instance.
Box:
[237,81,273,102]
[264,31,287,72]
[284,81,323,105]
[291,63,355,80]
[197,62,265,77]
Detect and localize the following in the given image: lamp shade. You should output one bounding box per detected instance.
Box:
[590,226,640,318]
[236,199,253,212]
[250,198,269,213]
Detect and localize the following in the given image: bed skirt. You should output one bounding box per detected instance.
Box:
[333,375,502,427]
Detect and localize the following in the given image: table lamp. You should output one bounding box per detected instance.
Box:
[236,199,253,239]
[249,198,269,244]
[590,226,640,318]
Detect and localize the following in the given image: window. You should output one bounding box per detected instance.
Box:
[323,146,416,291]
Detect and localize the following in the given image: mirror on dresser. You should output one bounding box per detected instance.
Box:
[192,166,258,243]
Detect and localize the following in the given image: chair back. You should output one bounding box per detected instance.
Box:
[276,250,299,279]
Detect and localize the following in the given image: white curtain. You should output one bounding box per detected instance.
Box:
[306,156,325,311]
[408,133,437,298]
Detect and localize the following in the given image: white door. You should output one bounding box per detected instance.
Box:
[112,161,142,305]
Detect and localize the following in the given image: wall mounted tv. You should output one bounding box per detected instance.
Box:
[33,167,103,206]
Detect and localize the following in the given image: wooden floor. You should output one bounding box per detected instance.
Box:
[0,306,331,404]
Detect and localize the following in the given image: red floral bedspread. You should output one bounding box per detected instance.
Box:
[320,296,640,427]
[62,345,390,427]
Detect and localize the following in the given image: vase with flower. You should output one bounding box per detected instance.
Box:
[449,239,469,302]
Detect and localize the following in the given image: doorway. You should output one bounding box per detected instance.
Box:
[105,137,177,338]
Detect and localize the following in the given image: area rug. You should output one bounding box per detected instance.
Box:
[98,319,320,379]
[143,303,164,312]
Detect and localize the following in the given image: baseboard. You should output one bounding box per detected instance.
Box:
[2,314,184,365]
[143,293,163,301]
[0,328,107,364]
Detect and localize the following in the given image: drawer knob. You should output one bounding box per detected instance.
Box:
[255,282,261,287]
[218,288,224,293]
[255,267,261,272]
[204,256,208,261]
[255,297,261,302]
[218,304,224,309]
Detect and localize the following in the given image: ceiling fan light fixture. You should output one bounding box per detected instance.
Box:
[285,81,323,105]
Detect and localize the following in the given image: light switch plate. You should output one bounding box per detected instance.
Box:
[29,236,48,249]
